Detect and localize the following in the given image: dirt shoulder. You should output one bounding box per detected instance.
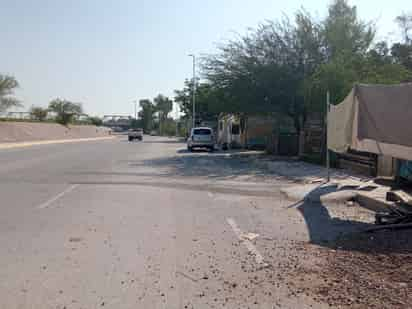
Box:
[287,230,412,309]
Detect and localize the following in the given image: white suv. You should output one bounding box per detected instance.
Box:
[187,127,215,152]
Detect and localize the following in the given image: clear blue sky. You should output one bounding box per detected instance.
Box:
[0,0,408,116]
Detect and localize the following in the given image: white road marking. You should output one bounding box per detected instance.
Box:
[226,217,268,267]
[37,184,79,209]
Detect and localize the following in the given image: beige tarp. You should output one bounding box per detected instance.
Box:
[328,83,412,161]
[328,89,356,153]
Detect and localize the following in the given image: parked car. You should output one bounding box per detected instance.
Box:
[187,127,215,152]
[128,128,143,141]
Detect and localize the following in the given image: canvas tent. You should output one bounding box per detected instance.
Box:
[328,83,412,161]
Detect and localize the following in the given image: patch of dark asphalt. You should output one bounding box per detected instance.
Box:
[71,180,282,197]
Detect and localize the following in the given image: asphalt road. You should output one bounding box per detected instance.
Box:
[0,135,325,309]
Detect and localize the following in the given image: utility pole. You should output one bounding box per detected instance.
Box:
[326,91,330,182]
[175,104,179,137]
[188,54,196,128]
[133,100,137,120]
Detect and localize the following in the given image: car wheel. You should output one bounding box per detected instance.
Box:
[128,137,133,141]
[187,146,193,152]
[208,146,214,152]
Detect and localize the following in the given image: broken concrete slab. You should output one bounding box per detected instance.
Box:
[387,190,412,206]
[281,183,358,205]
[355,192,395,213]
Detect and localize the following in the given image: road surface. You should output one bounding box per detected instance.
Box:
[0,135,325,309]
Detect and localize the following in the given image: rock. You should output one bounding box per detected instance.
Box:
[69,237,83,242]
[241,233,259,241]
[346,201,354,206]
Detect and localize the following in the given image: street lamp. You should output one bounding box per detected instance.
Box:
[133,100,137,119]
[188,54,196,128]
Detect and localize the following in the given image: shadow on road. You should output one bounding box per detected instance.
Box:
[127,147,365,183]
[128,151,277,180]
[177,149,212,154]
[143,139,185,144]
[294,185,371,242]
[291,184,412,254]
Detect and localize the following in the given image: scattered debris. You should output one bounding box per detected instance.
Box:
[241,233,259,241]
[176,271,199,283]
[345,200,354,207]
[290,230,412,309]
[386,190,412,206]
[69,237,83,242]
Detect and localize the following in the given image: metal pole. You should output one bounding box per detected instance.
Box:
[326,91,330,182]
[189,54,196,128]
[175,104,179,137]
[133,100,137,120]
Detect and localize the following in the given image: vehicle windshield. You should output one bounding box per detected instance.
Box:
[193,129,212,135]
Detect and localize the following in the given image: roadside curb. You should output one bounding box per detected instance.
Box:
[0,136,115,150]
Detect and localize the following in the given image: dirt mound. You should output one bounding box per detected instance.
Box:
[0,122,110,143]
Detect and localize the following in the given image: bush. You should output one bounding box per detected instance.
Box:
[29,106,48,121]
[48,99,83,125]
[88,116,103,126]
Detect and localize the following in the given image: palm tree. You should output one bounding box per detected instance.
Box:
[0,74,21,113]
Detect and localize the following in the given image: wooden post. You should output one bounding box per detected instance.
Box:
[326,91,330,182]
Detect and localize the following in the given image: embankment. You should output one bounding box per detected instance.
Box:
[0,122,111,143]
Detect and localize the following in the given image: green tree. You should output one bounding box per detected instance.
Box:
[202,0,410,153]
[395,12,412,44]
[153,94,173,135]
[0,74,21,113]
[305,1,412,108]
[138,99,156,132]
[30,106,48,121]
[391,13,412,72]
[203,11,323,135]
[391,43,412,71]
[174,79,221,123]
[174,80,193,118]
[88,116,103,126]
[48,98,83,125]
[160,118,178,136]
[130,118,142,129]
[322,0,375,60]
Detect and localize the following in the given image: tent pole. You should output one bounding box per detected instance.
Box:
[326,91,330,182]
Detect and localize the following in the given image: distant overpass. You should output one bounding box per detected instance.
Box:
[103,115,133,130]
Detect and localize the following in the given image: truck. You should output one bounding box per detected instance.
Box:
[128,128,143,141]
